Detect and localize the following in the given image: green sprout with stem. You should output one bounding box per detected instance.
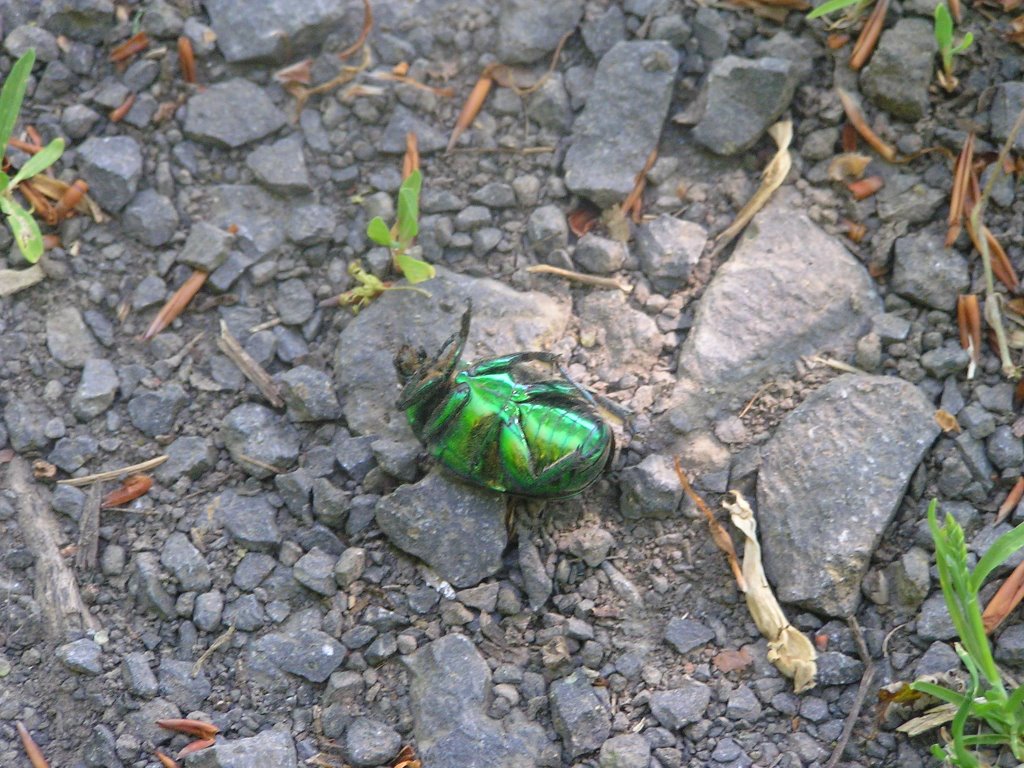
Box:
[911,500,1024,766]
[0,48,66,264]
[934,3,974,92]
[806,0,873,21]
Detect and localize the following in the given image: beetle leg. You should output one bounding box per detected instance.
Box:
[467,351,560,376]
[419,382,471,443]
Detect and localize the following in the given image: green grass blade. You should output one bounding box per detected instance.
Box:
[911,680,968,707]
[971,519,1024,592]
[0,49,35,154]
[10,137,64,187]
[934,3,953,49]
[396,170,421,245]
[3,195,43,263]
[807,0,862,19]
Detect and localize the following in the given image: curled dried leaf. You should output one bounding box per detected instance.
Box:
[828,152,872,182]
[110,31,150,63]
[109,93,136,123]
[447,65,495,153]
[101,474,153,509]
[402,132,420,180]
[934,409,961,433]
[178,36,197,84]
[847,175,884,200]
[674,459,746,591]
[156,718,221,740]
[177,739,216,758]
[273,59,313,85]
[837,88,898,162]
[996,476,1024,525]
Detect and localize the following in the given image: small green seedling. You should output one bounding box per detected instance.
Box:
[806,0,872,21]
[0,48,66,263]
[909,500,1024,766]
[366,169,435,285]
[934,3,973,92]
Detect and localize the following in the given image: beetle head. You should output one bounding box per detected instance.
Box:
[395,302,472,410]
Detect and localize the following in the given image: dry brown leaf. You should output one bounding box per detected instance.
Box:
[850,0,888,70]
[967,219,1019,291]
[847,175,884,199]
[934,409,961,433]
[837,88,898,162]
[144,269,208,341]
[28,174,104,222]
[109,93,136,123]
[827,32,850,49]
[567,202,600,236]
[983,558,1024,632]
[52,180,89,221]
[109,31,149,62]
[155,752,181,768]
[712,120,792,256]
[828,152,872,182]
[674,459,746,591]
[402,131,419,179]
[156,719,221,740]
[712,648,754,672]
[273,58,313,85]
[447,64,495,152]
[101,474,153,509]
[843,218,867,243]
[18,180,57,225]
[177,739,215,758]
[217,320,285,408]
[620,148,658,223]
[997,476,1024,525]
[946,132,975,246]
[178,36,197,84]
[722,491,818,693]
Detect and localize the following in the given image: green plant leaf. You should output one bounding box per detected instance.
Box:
[910,680,968,706]
[971,519,1024,592]
[395,250,434,284]
[0,170,10,193]
[367,216,396,247]
[953,31,974,54]
[807,0,863,19]
[934,3,953,49]
[396,169,422,245]
[1,194,43,263]
[0,49,35,155]
[10,137,64,187]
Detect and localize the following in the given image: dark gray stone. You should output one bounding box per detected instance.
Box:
[564,41,678,206]
[310,476,346,526]
[193,591,223,632]
[920,345,970,378]
[649,680,711,729]
[582,5,626,59]
[405,634,545,768]
[726,684,762,721]
[132,275,167,309]
[371,437,419,482]
[574,234,626,274]
[198,184,287,258]
[57,637,102,674]
[5,25,60,61]
[635,215,707,294]
[376,470,506,588]
[914,641,961,677]
[183,729,297,768]
[995,623,1024,665]
[860,18,935,121]
[599,733,650,768]
[988,426,1024,469]
[497,0,583,64]
[344,717,401,767]
[550,670,611,757]
[758,375,939,616]
[917,592,957,641]
[335,547,366,588]
[293,547,338,596]
[991,82,1024,152]
[245,630,345,684]
[526,74,573,131]
[471,182,517,208]
[234,552,277,591]
[247,136,313,194]
[179,221,233,272]
[692,56,798,155]
[127,383,188,437]
[221,403,301,478]
[379,106,446,154]
[274,278,315,326]
[52,483,86,520]
[48,434,97,473]
[184,79,286,148]
[526,204,568,258]
[215,489,280,551]
[223,594,267,632]
[47,307,99,368]
[205,0,348,64]
[126,698,180,746]
[82,724,122,768]
[693,6,729,59]
[158,658,211,711]
[815,652,865,686]
[77,136,142,211]
[664,617,714,654]
[278,365,342,422]
[161,531,212,591]
[876,174,945,224]
[155,436,217,483]
[71,357,118,421]
[133,552,175,618]
[60,103,101,139]
[287,202,336,245]
[4,400,51,452]
[619,454,682,519]
[41,0,114,43]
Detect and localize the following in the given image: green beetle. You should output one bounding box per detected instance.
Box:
[394,304,614,498]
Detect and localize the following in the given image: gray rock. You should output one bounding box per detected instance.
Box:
[71,358,118,420]
[815,652,865,686]
[47,307,99,368]
[344,717,401,767]
[649,680,711,729]
[185,79,286,148]
[52,483,86,519]
[335,547,366,588]
[294,547,338,596]
[664,617,714,654]
[565,526,615,567]
[599,733,651,768]
[183,729,296,768]
[471,182,517,208]
[133,552,175,618]
[274,278,316,326]
[205,0,347,63]
[160,531,211,591]
[57,637,102,674]
[619,454,682,518]
[371,437,419,482]
[917,591,957,641]
[77,136,142,211]
[223,594,267,632]
[214,489,280,551]
[41,0,114,44]
[518,531,553,611]
[578,289,662,376]
[245,629,346,685]
[221,403,301,478]
[336,266,567,438]
[550,670,611,757]
[193,591,223,632]
[376,470,506,588]
[726,684,762,721]
[915,641,961,677]
[887,546,931,607]
[4,400,51,452]
[405,634,545,768]
[143,0,184,37]
[127,383,188,437]
[989,426,1024,469]
[860,18,934,121]
[308,476,345,525]
[692,56,797,155]
[60,103,101,139]
[123,190,180,247]
[287,202,335,245]
[234,552,276,591]
[179,221,233,272]
[564,41,678,206]
[48,435,97,473]
[873,313,912,342]
[132,275,167,310]
[991,82,1024,152]
[758,375,940,616]
[527,204,569,258]
[995,623,1024,665]
[380,106,447,154]
[126,698,180,745]
[197,184,287,258]
[247,136,312,194]
[876,174,945,224]
[920,345,970,378]
[154,436,217,484]
[122,652,158,698]
[5,25,60,61]
[82,724,122,768]
[891,230,970,311]
[526,74,573,131]
[693,6,729,60]
[158,658,211,711]
[582,5,626,59]
[575,234,626,274]
[278,365,342,422]
[635,215,707,294]
[497,0,584,64]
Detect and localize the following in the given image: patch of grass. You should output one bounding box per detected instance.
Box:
[0,48,65,264]
[934,3,974,92]
[366,169,434,284]
[912,500,1024,766]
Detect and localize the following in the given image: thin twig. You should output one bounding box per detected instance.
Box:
[526,264,631,291]
[826,616,876,768]
[58,455,168,486]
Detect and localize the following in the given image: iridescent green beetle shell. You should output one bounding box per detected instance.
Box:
[394,305,613,498]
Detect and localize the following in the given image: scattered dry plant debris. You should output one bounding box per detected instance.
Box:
[567,201,600,236]
[673,458,746,590]
[155,752,181,768]
[847,174,884,200]
[827,152,872,182]
[29,174,104,222]
[109,93,136,122]
[946,132,975,246]
[957,293,982,377]
[402,131,419,179]
[17,721,49,768]
[156,718,221,740]
[836,88,899,162]
[177,36,196,83]
[725,0,810,22]
[58,455,168,487]
[849,0,888,69]
[177,738,215,757]
[982,557,1024,632]
[996,476,1024,525]
[620,148,658,223]
[339,0,373,60]
[934,409,961,433]
[109,31,150,63]
[393,745,422,768]
[712,120,792,256]
[191,625,235,676]
[100,473,153,509]
[842,218,867,243]
[144,268,208,341]
[447,64,495,153]
[217,319,285,408]
[526,264,630,291]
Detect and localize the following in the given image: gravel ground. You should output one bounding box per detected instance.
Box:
[1,0,1023,767]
